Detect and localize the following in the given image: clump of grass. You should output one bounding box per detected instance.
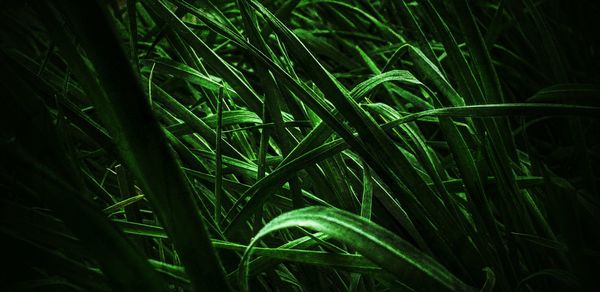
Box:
[1,0,599,291]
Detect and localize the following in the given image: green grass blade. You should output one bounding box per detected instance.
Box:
[47,2,231,290]
[240,206,475,291]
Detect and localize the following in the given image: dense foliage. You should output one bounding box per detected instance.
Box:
[1,0,599,291]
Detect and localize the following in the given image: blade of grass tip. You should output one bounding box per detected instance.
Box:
[104,194,146,216]
[481,267,496,292]
[48,2,231,291]
[350,69,433,110]
[215,84,224,226]
[115,165,143,223]
[203,110,263,128]
[240,207,476,292]
[380,43,410,73]
[354,46,407,108]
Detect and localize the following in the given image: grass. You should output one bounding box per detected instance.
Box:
[1,0,599,291]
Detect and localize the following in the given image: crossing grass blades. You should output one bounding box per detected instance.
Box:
[1,0,599,291]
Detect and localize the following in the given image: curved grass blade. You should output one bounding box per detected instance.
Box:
[224,138,348,233]
[527,83,600,106]
[240,206,475,292]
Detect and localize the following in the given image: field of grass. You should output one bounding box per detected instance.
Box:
[1,0,599,291]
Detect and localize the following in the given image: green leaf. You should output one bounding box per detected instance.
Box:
[240,206,475,292]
